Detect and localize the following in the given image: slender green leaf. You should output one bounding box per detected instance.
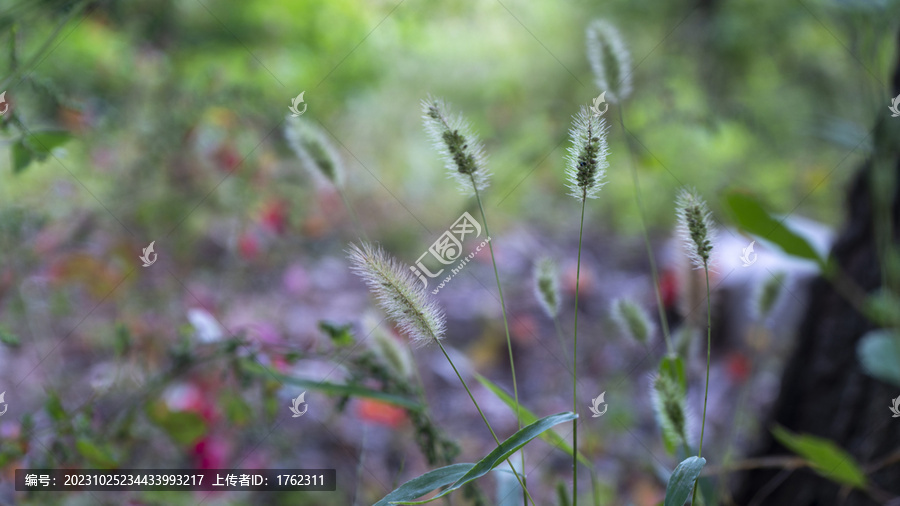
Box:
[771,425,867,488]
[723,191,825,267]
[664,456,706,506]
[241,359,422,411]
[857,329,900,387]
[374,463,474,506]
[475,373,592,468]
[396,412,577,504]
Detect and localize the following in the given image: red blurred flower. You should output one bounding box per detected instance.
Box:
[725,353,752,383]
[192,435,230,470]
[356,399,407,428]
[238,232,260,260]
[260,200,289,235]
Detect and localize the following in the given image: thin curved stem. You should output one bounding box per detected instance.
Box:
[692,265,712,504]
[435,341,535,505]
[336,186,369,242]
[472,180,526,505]
[572,195,587,506]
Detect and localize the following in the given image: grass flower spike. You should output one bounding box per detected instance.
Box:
[651,373,692,450]
[421,96,490,195]
[676,187,716,269]
[566,106,610,201]
[285,116,344,188]
[534,257,561,319]
[611,298,653,345]
[348,242,445,347]
[586,19,633,103]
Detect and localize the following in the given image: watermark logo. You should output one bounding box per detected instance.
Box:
[589,392,607,417]
[591,91,608,117]
[740,240,757,267]
[140,241,157,267]
[890,94,900,118]
[289,392,308,417]
[410,212,490,294]
[0,91,8,115]
[289,92,307,117]
[890,395,900,418]
[0,391,7,417]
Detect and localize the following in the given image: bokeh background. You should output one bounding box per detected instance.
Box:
[0,0,897,505]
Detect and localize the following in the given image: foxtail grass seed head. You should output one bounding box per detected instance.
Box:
[364,312,414,378]
[754,271,785,321]
[611,298,653,345]
[533,257,561,319]
[651,373,692,448]
[676,188,716,269]
[285,116,344,188]
[586,19,633,104]
[348,242,446,347]
[566,105,610,201]
[421,96,491,195]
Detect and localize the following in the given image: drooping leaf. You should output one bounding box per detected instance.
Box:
[373,463,474,506]
[146,401,207,446]
[771,425,867,489]
[474,373,592,468]
[723,191,825,267]
[857,329,900,387]
[241,359,422,411]
[664,456,706,506]
[396,412,577,504]
[75,438,117,469]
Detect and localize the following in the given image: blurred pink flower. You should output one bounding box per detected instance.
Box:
[283,263,309,295]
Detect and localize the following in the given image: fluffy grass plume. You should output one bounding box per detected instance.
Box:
[651,373,692,450]
[566,105,610,201]
[363,312,414,378]
[676,187,716,269]
[611,298,653,345]
[421,96,490,195]
[285,116,344,187]
[534,257,561,318]
[348,242,446,347]
[586,19,633,103]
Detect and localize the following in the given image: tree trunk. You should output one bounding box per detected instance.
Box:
[733,32,900,506]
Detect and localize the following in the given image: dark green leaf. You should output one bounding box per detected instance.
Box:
[12,141,31,174]
[664,456,706,506]
[771,425,867,488]
[374,463,474,506]
[857,329,900,387]
[45,393,67,423]
[241,359,422,411]
[24,130,71,158]
[475,373,592,468]
[319,320,354,347]
[723,191,825,267]
[398,412,578,503]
